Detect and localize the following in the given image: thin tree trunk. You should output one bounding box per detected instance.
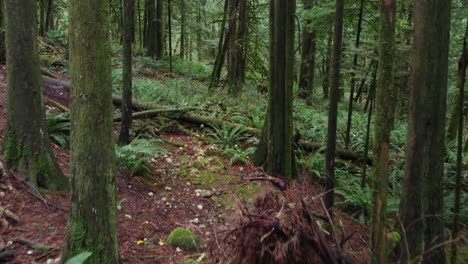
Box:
[344,0,364,149]
[371,0,396,262]
[180,0,186,59]
[118,0,133,145]
[399,0,451,263]
[209,0,239,92]
[3,0,67,191]
[61,0,120,262]
[324,0,344,215]
[450,20,467,264]
[298,0,316,104]
[155,0,164,59]
[167,0,173,74]
[322,22,332,99]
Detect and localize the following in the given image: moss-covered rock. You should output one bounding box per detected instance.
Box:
[166,227,200,252]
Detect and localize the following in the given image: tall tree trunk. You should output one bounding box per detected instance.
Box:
[227,0,247,94]
[298,0,316,104]
[119,0,134,145]
[344,0,364,149]
[45,0,54,32]
[208,0,238,92]
[179,0,186,59]
[399,0,451,263]
[253,0,297,180]
[447,22,468,142]
[61,0,120,262]
[155,0,164,58]
[371,0,396,263]
[322,22,332,99]
[167,0,173,73]
[450,20,467,264]
[145,0,163,58]
[0,0,5,64]
[3,0,67,191]
[324,0,344,215]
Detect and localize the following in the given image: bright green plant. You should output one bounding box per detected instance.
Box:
[46,110,70,147]
[206,124,248,150]
[224,146,256,166]
[115,138,167,176]
[65,252,92,264]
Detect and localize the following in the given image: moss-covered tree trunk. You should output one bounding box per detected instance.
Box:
[399,0,451,263]
[324,0,344,214]
[2,0,67,191]
[61,0,120,263]
[145,0,163,59]
[450,19,467,264]
[118,0,134,145]
[0,0,5,64]
[179,0,186,59]
[370,0,396,263]
[253,0,297,180]
[298,0,316,104]
[227,0,247,95]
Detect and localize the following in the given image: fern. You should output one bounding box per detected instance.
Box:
[46,110,70,147]
[115,138,167,176]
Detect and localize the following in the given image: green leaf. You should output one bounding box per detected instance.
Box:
[65,252,92,264]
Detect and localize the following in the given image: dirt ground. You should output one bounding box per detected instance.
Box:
[0,66,370,263]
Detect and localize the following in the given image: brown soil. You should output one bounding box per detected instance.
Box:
[0,66,370,264]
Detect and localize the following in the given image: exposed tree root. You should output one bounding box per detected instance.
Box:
[211,191,354,264]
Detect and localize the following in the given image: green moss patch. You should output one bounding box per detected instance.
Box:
[166,227,200,252]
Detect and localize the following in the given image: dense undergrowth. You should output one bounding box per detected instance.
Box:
[43,42,467,237]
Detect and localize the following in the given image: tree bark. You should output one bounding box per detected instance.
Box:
[450,20,467,264]
[324,0,344,214]
[61,0,120,262]
[298,0,316,104]
[118,0,134,145]
[227,0,247,95]
[344,0,364,149]
[3,0,67,191]
[253,0,297,179]
[399,0,451,263]
[179,0,186,59]
[371,0,396,263]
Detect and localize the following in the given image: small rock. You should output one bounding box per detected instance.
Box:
[0,192,5,198]
[200,190,212,198]
[6,241,12,247]
[151,158,157,163]
[161,197,167,202]
[165,187,172,191]
[189,218,200,224]
[124,214,132,220]
[148,192,154,197]
[176,247,182,253]
[197,204,203,210]
[288,203,296,209]
[27,250,33,255]
[166,158,173,164]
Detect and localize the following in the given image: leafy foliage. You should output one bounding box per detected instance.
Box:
[46,111,70,147]
[115,138,167,176]
[206,124,248,151]
[64,252,92,264]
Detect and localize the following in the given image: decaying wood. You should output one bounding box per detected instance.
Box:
[0,250,15,261]
[113,107,198,122]
[42,76,372,164]
[12,238,55,251]
[0,206,19,224]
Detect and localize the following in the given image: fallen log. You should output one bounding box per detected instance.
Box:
[113,107,198,122]
[43,76,371,165]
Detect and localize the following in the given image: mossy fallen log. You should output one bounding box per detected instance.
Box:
[43,76,371,165]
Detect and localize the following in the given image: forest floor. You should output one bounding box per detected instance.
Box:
[0,65,370,264]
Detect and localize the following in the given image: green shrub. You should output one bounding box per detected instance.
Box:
[46,111,70,147]
[115,138,167,176]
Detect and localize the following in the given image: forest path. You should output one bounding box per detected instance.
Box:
[0,67,369,263]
